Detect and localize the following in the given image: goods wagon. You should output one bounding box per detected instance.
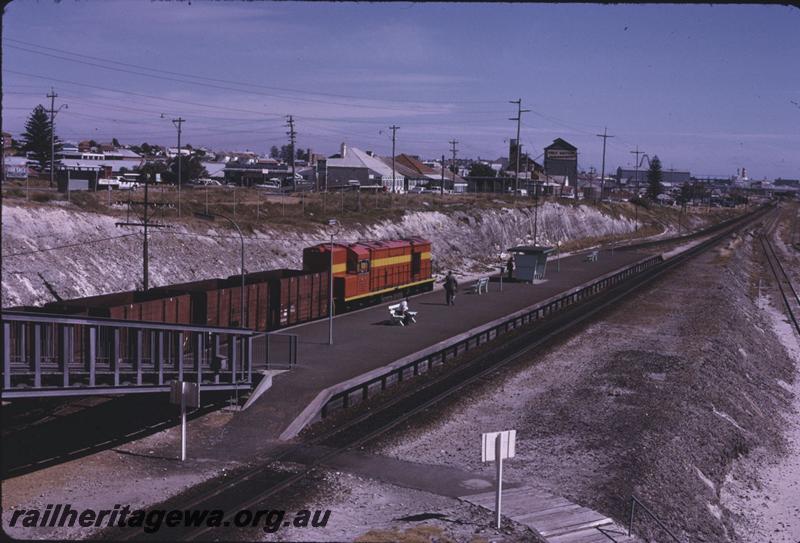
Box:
[24,238,427,332]
[35,291,194,365]
[42,290,193,325]
[146,269,329,331]
[303,238,433,310]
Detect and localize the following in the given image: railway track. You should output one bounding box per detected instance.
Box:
[757,208,800,336]
[613,206,761,253]
[109,204,773,542]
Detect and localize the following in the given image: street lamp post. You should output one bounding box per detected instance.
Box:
[195,211,245,328]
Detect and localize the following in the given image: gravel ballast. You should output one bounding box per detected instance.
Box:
[374,226,799,542]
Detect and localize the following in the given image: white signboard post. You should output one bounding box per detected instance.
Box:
[481,430,516,529]
[170,381,200,461]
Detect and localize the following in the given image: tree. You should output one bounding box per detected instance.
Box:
[20,105,59,175]
[468,162,496,177]
[677,182,692,206]
[296,148,308,161]
[279,144,293,163]
[112,137,121,147]
[646,155,664,201]
[138,161,168,182]
[167,155,208,184]
[269,145,280,159]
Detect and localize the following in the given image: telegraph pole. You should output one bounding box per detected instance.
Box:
[172,117,185,216]
[630,145,644,231]
[115,175,167,291]
[596,127,614,201]
[286,115,296,192]
[441,154,446,196]
[390,125,399,193]
[509,99,530,197]
[449,139,459,194]
[47,89,66,188]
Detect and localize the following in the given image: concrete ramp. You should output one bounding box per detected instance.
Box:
[241,370,288,411]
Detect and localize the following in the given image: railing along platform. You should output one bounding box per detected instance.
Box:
[2,311,256,399]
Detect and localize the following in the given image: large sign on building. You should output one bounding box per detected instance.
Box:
[545,148,577,161]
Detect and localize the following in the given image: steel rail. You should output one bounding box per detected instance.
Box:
[613,206,766,253]
[758,226,800,336]
[627,495,682,542]
[115,204,772,541]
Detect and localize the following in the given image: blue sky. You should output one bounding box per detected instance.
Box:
[3,2,799,179]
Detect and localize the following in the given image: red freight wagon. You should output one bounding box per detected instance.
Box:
[150,278,229,328]
[43,290,192,325]
[271,270,329,327]
[31,238,423,334]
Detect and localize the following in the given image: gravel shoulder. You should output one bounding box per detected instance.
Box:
[720,208,800,543]
[1,410,244,540]
[252,469,541,542]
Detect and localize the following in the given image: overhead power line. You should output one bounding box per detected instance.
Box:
[5,70,288,118]
[5,37,502,106]
[3,233,141,258]
[5,41,484,113]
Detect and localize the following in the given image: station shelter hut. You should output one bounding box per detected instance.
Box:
[508,246,555,282]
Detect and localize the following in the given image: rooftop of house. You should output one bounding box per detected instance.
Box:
[104,148,142,159]
[377,156,425,179]
[326,145,400,179]
[395,153,438,176]
[58,158,143,171]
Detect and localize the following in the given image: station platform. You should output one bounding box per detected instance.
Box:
[218,248,654,450]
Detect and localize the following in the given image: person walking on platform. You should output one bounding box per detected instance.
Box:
[444,271,458,306]
[506,256,515,280]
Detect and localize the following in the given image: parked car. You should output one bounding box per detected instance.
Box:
[118,180,139,190]
[193,178,222,186]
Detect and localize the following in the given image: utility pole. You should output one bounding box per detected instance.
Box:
[449,139,459,194]
[286,115,296,192]
[47,89,67,188]
[172,117,185,217]
[115,175,167,291]
[390,125,399,193]
[630,145,644,231]
[596,127,614,202]
[441,154,446,196]
[530,145,541,245]
[509,99,530,197]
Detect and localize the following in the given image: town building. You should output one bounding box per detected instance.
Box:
[616,167,691,187]
[543,138,578,189]
[392,154,467,191]
[317,144,403,192]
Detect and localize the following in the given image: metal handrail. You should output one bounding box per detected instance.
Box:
[1,311,257,336]
[628,495,682,542]
[596,525,628,542]
[253,331,299,368]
